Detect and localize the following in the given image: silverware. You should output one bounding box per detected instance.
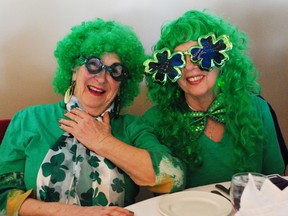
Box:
[210,190,231,202]
[215,184,230,195]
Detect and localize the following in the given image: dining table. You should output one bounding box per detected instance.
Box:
[125,181,234,216]
[125,175,288,216]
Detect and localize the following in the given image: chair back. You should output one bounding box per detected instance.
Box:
[0,119,11,143]
[258,96,288,167]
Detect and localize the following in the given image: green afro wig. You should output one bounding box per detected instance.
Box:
[53,18,146,110]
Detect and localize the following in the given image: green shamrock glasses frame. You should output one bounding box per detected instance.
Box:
[143,33,233,85]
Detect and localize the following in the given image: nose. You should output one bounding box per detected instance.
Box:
[184,55,199,70]
[93,68,108,83]
[185,55,198,70]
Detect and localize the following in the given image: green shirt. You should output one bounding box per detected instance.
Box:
[0,100,185,213]
[142,96,285,187]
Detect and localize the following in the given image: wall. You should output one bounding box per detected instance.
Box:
[0,0,287,145]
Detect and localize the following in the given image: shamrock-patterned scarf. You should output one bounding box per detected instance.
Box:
[36,96,125,206]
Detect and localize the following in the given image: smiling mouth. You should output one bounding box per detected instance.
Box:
[187,75,204,82]
[88,85,105,95]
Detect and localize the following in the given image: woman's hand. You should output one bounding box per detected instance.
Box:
[67,205,135,216]
[59,108,112,152]
[19,198,134,216]
[59,108,155,186]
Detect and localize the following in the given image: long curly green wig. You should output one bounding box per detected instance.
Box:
[53,18,146,110]
[145,10,264,173]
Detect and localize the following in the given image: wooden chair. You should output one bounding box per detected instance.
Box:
[0,119,11,143]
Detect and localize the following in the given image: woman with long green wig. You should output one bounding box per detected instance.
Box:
[142,10,284,188]
[0,18,185,215]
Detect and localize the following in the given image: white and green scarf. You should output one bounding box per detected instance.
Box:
[36,96,125,206]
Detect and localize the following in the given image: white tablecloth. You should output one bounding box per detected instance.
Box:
[126,176,288,216]
[125,182,232,216]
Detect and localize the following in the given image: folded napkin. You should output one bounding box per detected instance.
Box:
[235,174,288,216]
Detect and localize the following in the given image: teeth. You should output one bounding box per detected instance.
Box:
[88,86,104,93]
[188,75,203,82]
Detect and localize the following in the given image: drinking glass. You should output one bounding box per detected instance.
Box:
[230,172,266,211]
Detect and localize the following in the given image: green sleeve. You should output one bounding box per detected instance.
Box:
[0,112,32,215]
[131,115,186,193]
[120,115,186,193]
[141,105,161,128]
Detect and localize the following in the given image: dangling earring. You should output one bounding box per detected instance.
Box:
[64,80,76,104]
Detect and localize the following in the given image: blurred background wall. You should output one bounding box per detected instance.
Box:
[0,0,287,145]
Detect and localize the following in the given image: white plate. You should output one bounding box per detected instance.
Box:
[159,191,232,216]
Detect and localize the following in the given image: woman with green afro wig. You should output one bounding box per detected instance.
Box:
[142,10,285,188]
[53,18,145,110]
[0,18,185,215]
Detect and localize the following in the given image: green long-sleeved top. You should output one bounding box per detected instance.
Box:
[142,96,285,188]
[0,100,185,215]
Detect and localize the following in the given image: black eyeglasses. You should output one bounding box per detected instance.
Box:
[82,56,128,81]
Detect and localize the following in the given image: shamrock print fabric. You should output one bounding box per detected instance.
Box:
[36,96,125,206]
